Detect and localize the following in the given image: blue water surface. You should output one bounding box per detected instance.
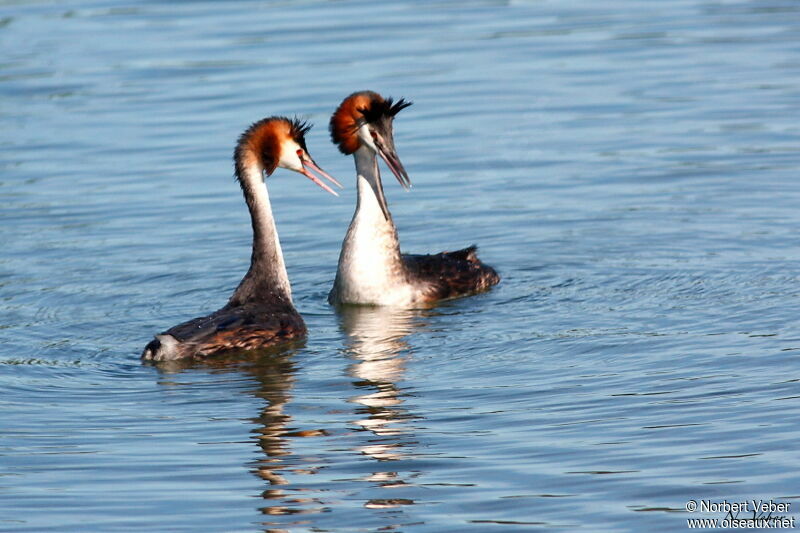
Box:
[2,0,800,531]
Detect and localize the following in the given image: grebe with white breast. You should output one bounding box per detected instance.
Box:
[142,117,341,361]
[328,91,499,307]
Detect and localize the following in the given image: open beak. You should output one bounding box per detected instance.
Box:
[371,160,392,222]
[299,153,343,197]
[374,134,411,191]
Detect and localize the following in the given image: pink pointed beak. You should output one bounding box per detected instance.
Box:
[298,151,343,197]
[304,157,343,189]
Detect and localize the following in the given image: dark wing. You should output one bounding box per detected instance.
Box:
[403,245,500,302]
[152,301,306,358]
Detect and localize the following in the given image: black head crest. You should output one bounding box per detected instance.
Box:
[288,117,312,152]
[358,97,413,125]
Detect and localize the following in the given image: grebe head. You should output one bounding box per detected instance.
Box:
[330,91,412,190]
[235,116,342,195]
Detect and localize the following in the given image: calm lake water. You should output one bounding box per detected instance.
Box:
[2,0,800,531]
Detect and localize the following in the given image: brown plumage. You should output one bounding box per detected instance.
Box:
[142,116,340,361]
[403,246,500,302]
[328,91,499,307]
[330,91,411,156]
[142,300,306,360]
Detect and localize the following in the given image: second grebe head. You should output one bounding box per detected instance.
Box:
[329,91,413,190]
[236,116,342,196]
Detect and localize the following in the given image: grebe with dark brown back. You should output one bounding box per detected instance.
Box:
[328,91,499,307]
[142,117,341,361]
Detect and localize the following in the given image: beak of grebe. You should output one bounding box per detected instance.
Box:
[297,149,344,197]
[372,130,411,191]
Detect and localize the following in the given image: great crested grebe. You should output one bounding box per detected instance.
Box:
[142,117,341,361]
[328,91,499,307]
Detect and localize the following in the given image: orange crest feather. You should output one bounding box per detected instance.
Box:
[235,117,310,179]
[329,91,384,155]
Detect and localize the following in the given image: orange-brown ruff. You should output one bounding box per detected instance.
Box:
[328,90,499,307]
[330,92,380,155]
[142,117,339,361]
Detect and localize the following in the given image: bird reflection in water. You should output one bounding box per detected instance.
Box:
[146,342,330,524]
[337,305,426,509]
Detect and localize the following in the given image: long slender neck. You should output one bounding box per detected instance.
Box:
[230,165,292,305]
[334,146,404,281]
[353,145,402,253]
[354,147,393,224]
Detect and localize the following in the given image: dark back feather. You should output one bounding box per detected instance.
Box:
[403,245,500,302]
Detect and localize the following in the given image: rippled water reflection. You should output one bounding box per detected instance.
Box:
[3,0,800,531]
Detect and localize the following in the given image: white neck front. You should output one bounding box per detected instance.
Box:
[330,146,408,304]
[231,166,292,304]
[355,147,392,225]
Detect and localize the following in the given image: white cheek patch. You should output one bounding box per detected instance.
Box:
[357,124,378,152]
[278,140,304,172]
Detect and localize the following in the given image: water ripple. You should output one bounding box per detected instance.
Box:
[3,0,800,531]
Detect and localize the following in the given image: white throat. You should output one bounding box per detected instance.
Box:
[253,178,292,300]
[330,146,414,305]
[354,147,389,224]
